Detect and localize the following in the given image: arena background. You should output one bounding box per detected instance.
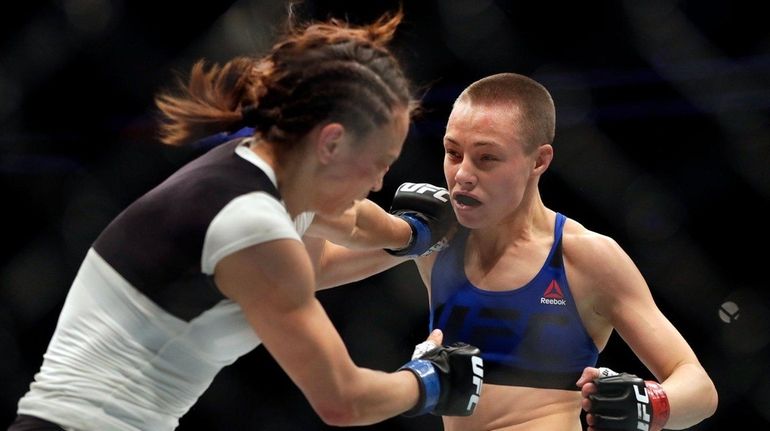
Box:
[1,0,768,429]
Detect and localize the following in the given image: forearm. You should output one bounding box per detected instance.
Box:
[350,199,412,249]
[659,362,718,429]
[315,244,409,290]
[330,368,419,426]
[238,287,419,426]
[309,199,411,250]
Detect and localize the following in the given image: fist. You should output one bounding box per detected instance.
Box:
[399,330,484,417]
[579,368,670,431]
[385,182,456,257]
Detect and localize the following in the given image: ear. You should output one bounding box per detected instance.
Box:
[316,123,345,164]
[532,144,553,176]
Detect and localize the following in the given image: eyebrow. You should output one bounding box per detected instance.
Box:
[444,136,500,148]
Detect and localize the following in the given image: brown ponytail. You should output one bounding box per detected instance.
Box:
[155,7,417,148]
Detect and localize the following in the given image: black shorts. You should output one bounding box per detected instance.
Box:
[7,415,65,431]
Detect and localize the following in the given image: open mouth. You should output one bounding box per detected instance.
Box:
[455,194,481,207]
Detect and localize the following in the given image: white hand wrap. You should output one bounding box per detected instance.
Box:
[411,340,438,360]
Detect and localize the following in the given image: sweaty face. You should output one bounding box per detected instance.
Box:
[318,108,410,216]
[443,101,535,228]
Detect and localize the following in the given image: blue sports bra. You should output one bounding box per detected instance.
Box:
[430,213,598,390]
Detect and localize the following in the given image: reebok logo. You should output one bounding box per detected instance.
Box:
[540,280,566,306]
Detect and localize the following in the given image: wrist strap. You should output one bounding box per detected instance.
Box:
[384,213,429,257]
[398,359,440,416]
[645,380,670,431]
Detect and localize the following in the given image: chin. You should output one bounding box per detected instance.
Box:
[456,213,483,229]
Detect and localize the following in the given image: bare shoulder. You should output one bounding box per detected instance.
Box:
[561,218,625,264]
[560,218,642,297]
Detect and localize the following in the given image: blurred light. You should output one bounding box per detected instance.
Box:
[0,154,83,174]
[0,311,21,371]
[168,0,285,68]
[0,10,74,127]
[550,126,637,212]
[623,175,685,242]
[755,374,770,423]
[59,181,121,261]
[622,0,770,199]
[533,66,594,128]
[438,0,520,73]
[0,242,69,324]
[0,66,22,120]
[733,130,770,202]
[550,122,726,326]
[719,289,770,355]
[644,236,723,318]
[62,0,118,36]
[718,301,740,323]
[18,17,69,74]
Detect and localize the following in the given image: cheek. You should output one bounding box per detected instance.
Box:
[343,164,378,192]
[507,176,531,202]
[487,173,519,198]
[353,165,375,185]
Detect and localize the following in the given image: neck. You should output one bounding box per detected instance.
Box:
[470,182,552,259]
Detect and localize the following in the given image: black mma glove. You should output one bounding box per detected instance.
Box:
[385,182,456,257]
[398,342,484,417]
[588,372,670,431]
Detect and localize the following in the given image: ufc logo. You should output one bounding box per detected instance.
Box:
[398,182,449,202]
[635,385,650,431]
[466,356,484,411]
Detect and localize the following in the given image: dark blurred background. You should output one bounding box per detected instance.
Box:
[1,0,768,429]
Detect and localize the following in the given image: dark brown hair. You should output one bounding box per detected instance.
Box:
[155,8,416,147]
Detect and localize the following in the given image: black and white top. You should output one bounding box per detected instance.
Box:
[17,138,314,431]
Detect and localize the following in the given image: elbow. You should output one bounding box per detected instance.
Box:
[311,394,365,427]
[705,381,719,418]
[316,406,364,427]
[316,409,355,427]
[685,373,719,423]
[697,368,719,419]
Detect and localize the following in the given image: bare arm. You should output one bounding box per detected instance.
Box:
[303,199,413,289]
[306,199,411,250]
[304,189,455,290]
[214,239,420,426]
[577,235,718,429]
[315,241,411,290]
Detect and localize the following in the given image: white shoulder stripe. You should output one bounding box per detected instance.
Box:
[201,191,300,274]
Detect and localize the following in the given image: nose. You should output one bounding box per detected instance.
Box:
[371,177,383,192]
[454,158,476,187]
[371,166,388,192]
